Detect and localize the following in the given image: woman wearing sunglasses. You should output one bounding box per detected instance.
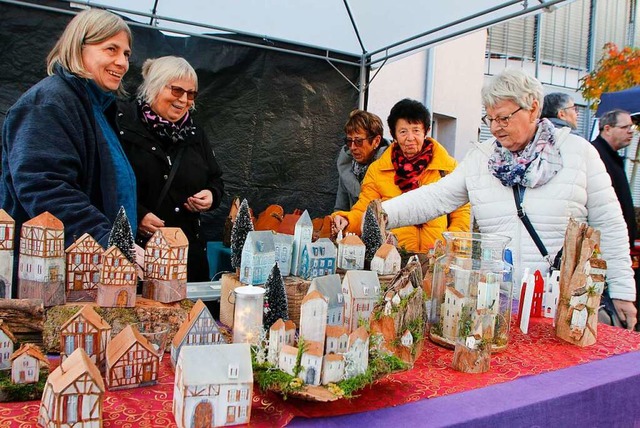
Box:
[333,99,470,253]
[118,56,224,282]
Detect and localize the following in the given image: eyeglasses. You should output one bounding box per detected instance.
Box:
[612,124,636,131]
[344,136,372,148]
[561,105,579,113]
[167,85,198,100]
[482,107,523,128]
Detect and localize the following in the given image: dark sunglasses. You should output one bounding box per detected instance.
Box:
[344,136,373,148]
[167,85,198,100]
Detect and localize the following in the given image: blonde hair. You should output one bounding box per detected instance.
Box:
[46,9,131,94]
[481,69,544,112]
[137,56,198,109]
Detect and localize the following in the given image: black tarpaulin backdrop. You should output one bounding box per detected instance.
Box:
[0,1,360,240]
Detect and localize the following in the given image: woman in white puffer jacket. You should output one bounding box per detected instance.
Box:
[382,69,637,330]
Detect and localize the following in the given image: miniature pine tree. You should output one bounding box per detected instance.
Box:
[108,206,136,264]
[230,198,253,269]
[263,263,289,329]
[362,204,383,263]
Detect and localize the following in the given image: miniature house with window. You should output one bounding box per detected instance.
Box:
[60,305,111,373]
[324,325,349,355]
[341,270,381,332]
[321,353,345,385]
[65,233,103,302]
[370,243,401,276]
[171,299,225,368]
[284,320,296,345]
[239,230,276,285]
[291,210,313,276]
[0,209,15,299]
[273,233,294,276]
[337,234,366,271]
[346,326,369,378]
[309,274,345,326]
[299,341,324,386]
[0,320,16,369]
[39,347,105,428]
[299,290,328,343]
[143,227,188,303]
[18,211,65,306]
[298,238,337,280]
[106,325,159,390]
[10,343,48,384]
[441,286,473,340]
[96,246,137,308]
[267,318,287,365]
[173,343,253,428]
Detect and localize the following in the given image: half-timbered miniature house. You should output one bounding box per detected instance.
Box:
[18,211,65,306]
[298,238,337,280]
[273,233,294,277]
[239,230,276,285]
[300,341,323,386]
[299,290,328,343]
[267,318,286,365]
[143,227,188,303]
[291,210,313,277]
[341,270,381,332]
[325,325,349,355]
[10,343,48,384]
[106,325,159,390]
[337,234,365,271]
[60,305,111,372]
[370,243,401,276]
[171,299,225,368]
[39,347,104,428]
[321,354,344,385]
[0,320,16,369]
[309,274,345,326]
[346,326,369,378]
[0,209,15,299]
[65,233,103,302]
[96,246,137,308]
[173,343,253,428]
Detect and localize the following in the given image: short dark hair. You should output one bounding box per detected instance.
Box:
[344,109,384,137]
[387,98,431,140]
[599,109,630,132]
[541,93,572,119]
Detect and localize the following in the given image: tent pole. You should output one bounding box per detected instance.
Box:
[358,54,367,109]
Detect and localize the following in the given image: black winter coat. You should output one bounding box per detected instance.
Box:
[117,100,224,281]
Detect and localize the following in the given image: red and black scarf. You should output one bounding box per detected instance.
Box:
[391,138,434,192]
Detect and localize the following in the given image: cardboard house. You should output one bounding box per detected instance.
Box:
[60,305,111,373]
[309,274,345,326]
[239,230,276,285]
[173,343,253,428]
[18,211,65,306]
[291,210,313,277]
[299,290,328,343]
[0,320,16,369]
[273,233,294,277]
[10,343,48,384]
[321,353,345,385]
[96,246,137,308]
[370,243,401,276]
[106,325,159,390]
[324,325,349,355]
[0,209,15,299]
[341,270,381,332]
[298,238,337,280]
[171,299,225,367]
[65,233,103,302]
[337,234,366,271]
[346,326,369,378]
[299,341,324,386]
[143,227,189,303]
[39,347,105,428]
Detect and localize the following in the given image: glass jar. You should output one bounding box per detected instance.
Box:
[428,232,513,352]
[232,285,265,344]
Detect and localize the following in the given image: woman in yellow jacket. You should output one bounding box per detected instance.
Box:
[333,99,470,252]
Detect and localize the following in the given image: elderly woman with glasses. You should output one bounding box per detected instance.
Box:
[332,98,470,253]
[379,69,637,329]
[118,56,224,282]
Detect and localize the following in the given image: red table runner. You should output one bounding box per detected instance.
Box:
[2,319,640,427]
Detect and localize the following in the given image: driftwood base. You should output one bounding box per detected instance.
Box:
[452,342,491,373]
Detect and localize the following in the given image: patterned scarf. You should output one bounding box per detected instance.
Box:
[138,100,195,145]
[351,159,371,182]
[488,118,563,188]
[391,138,434,192]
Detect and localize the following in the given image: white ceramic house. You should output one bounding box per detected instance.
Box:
[65,233,103,302]
[299,341,323,386]
[309,274,345,326]
[10,343,48,384]
[341,270,381,332]
[477,274,500,313]
[299,290,328,344]
[0,209,15,299]
[278,344,298,376]
[401,330,414,348]
[370,243,401,276]
[337,234,365,271]
[0,320,16,369]
[273,233,294,277]
[267,318,287,365]
[298,238,337,280]
[321,353,345,385]
[291,210,313,277]
[171,299,225,368]
[324,325,349,355]
[346,326,369,378]
[173,343,253,428]
[240,230,276,285]
[441,286,472,340]
[284,320,296,345]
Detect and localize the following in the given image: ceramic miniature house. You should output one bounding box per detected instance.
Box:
[239,230,276,285]
[341,270,381,332]
[106,325,159,390]
[299,341,323,386]
[65,233,103,302]
[298,238,337,280]
[291,210,313,276]
[60,305,111,372]
[96,246,137,308]
[18,211,65,306]
[441,286,472,340]
[143,227,188,303]
[267,318,287,365]
[273,233,294,277]
[346,326,369,378]
[321,353,345,385]
[309,274,345,326]
[10,343,48,384]
[370,243,401,276]
[337,234,366,271]
[299,290,328,344]
[171,299,225,368]
[173,343,253,428]
[0,209,15,299]
[0,320,16,369]
[324,325,349,355]
[39,347,105,428]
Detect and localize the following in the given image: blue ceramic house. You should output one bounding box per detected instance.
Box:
[298,238,337,280]
[240,230,276,285]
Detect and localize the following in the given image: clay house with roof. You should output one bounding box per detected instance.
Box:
[299,290,328,344]
[273,233,294,277]
[267,318,287,365]
[370,243,401,276]
[284,320,296,345]
[337,234,366,271]
[10,343,48,384]
[299,341,324,386]
[0,209,15,299]
[441,286,473,340]
[347,326,370,378]
[0,320,16,370]
[96,246,137,308]
[173,343,253,428]
[341,270,381,332]
[39,347,104,428]
[18,211,65,306]
[239,230,276,285]
[278,344,298,376]
[291,210,313,277]
[309,274,345,326]
[65,233,103,302]
[144,227,188,303]
[171,299,225,368]
[106,325,159,390]
[325,325,349,355]
[321,353,345,385]
[60,305,111,373]
[298,238,337,280]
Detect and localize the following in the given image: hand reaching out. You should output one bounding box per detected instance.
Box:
[139,212,165,237]
[185,189,213,213]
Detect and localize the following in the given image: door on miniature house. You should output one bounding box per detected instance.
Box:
[0,280,4,298]
[193,401,213,428]
[172,266,178,280]
[73,273,83,291]
[116,291,128,307]
[142,362,153,382]
[226,405,236,424]
[49,266,59,282]
[305,367,316,384]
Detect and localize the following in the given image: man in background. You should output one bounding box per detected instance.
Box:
[541,92,581,135]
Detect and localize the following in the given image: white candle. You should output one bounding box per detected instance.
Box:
[232,285,266,344]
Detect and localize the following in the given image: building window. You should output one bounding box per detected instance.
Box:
[125,365,133,379]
